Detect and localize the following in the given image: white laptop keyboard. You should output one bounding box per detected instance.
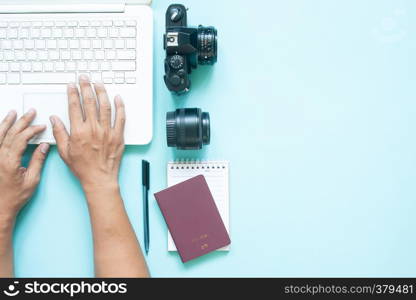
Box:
[0,19,137,85]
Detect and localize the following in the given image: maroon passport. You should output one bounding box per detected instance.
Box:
[154,175,231,263]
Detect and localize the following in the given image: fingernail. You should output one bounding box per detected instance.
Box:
[6,110,16,118]
[26,108,35,115]
[40,143,49,154]
[115,95,123,104]
[49,116,55,126]
[95,80,104,86]
[79,74,89,81]
[67,82,76,89]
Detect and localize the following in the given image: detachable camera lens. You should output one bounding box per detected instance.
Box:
[197,26,217,65]
[166,108,210,150]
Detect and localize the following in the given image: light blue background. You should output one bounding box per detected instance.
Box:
[12,0,416,277]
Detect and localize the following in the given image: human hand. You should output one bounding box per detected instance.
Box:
[50,75,126,195]
[0,109,49,222]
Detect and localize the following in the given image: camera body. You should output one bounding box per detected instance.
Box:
[163,4,217,94]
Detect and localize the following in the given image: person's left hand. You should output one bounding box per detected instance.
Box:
[0,109,49,223]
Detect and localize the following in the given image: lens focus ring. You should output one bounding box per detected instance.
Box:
[197,26,217,65]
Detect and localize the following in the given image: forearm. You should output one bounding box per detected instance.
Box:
[0,215,15,277]
[84,184,149,278]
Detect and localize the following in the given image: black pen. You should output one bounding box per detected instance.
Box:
[142,160,150,255]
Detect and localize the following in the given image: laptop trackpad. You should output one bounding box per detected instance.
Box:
[23,93,70,144]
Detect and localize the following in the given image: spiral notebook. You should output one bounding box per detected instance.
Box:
[167,160,230,251]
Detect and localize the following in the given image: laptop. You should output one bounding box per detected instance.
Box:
[0,0,153,145]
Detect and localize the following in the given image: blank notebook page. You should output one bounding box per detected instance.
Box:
[167,160,230,251]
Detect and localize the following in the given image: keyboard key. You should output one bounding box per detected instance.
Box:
[103,78,112,84]
[31,28,40,38]
[13,40,24,49]
[100,61,110,71]
[1,40,11,49]
[117,50,136,60]
[43,21,54,27]
[55,62,65,71]
[79,20,89,27]
[58,40,68,48]
[69,40,80,49]
[90,20,101,27]
[44,62,53,72]
[15,51,26,60]
[55,21,66,27]
[10,62,20,72]
[91,72,102,82]
[115,40,124,49]
[83,50,93,60]
[22,72,76,84]
[64,28,74,38]
[61,50,71,60]
[109,28,118,37]
[97,28,107,38]
[66,61,76,71]
[120,28,136,38]
[92,39,102,48]
[8,29,18,39]
[125,20,137,27]
[89,61,99,71]
[95,50,105,60]
[0,29,7,38]
[32,21,42,27]
[67,21,78,27]
[77,61,88,70]
[0,73,6,84]
[49,50,59,60]
[114,20,124,26]
[24,39,35,49]
[47,40,57,48]
[21,62,31,72]
[33,62,43,72]
[4,51,14,61]
[75,28,85,38]
[0,62,8,71]
[105,50,116,60]
[8,73,20,84]
[52,28,63,38]
[126,39,135,49]
[38,50,48,60]
[71,50,82,59]
[27,50,37,60]
[86,28,96,37]
[102,20,112,26]
[35,39,46,49]
[0,22,8,28]
[80,39,91,48]
[103,39,113,49]
[112,61,136,71]
[19,29,30,39]
[41,28,52,38]
[114,77,124,84]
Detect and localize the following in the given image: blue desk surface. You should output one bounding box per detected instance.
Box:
[15,0,416,277]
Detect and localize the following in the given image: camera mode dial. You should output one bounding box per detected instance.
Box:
[169,55,185,70]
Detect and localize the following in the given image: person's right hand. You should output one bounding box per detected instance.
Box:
[50,75,126,193]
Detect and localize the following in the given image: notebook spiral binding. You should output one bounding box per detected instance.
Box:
[168,159,228,170]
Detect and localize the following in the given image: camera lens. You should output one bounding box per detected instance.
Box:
[166,108,210,150]
[197,26,217,65]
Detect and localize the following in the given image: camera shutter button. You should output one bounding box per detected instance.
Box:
[169,74,181,86]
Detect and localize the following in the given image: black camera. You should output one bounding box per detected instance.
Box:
[163,4,217,94]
